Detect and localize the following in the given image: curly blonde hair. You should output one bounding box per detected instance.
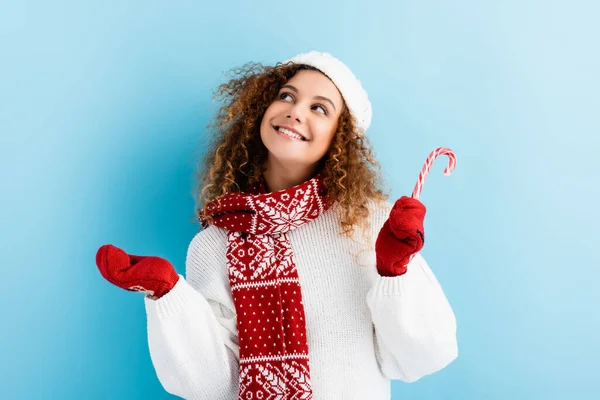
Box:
[194,61,389,240]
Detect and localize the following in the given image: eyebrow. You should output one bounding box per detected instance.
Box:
[280,84,337,112]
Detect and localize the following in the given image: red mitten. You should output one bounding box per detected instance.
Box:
[96,244,179,299]
[375,196,427,276]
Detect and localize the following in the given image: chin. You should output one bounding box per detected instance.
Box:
[260,136,294,161]
[260,128,323,168]
[266,149,304,166]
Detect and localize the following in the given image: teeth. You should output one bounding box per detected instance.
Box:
[277,127,304,141]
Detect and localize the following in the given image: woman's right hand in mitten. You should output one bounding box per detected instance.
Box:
[95,244,179,300]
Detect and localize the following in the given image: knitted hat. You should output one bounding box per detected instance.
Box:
[284,51,372,135]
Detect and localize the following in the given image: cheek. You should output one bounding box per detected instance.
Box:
[316,120,337,141]
[311,122,337,151]
[261,107,273,126]
[260,106,276,135]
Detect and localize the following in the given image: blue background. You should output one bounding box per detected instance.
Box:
[2,0,598,399]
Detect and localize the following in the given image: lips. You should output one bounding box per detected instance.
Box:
[273,125,307,141]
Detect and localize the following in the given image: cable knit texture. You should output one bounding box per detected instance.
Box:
[144,200,458,399]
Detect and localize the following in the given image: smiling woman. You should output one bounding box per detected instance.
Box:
[95,51,458,400]
[199,58,387,238]
[259,70,344,192]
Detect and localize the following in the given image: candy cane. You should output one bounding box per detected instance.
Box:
[411,147,456,200]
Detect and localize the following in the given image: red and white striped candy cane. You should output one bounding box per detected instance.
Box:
[411,147,457,200]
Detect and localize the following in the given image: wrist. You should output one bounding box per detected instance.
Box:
[377,263,408,277]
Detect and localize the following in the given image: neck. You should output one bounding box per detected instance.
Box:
[263,158,319,193]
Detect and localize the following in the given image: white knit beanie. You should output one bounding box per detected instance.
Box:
[284,51,372,135]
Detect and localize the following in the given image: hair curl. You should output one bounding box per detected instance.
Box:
[194,61,389,240]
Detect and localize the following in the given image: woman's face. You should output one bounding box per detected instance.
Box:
[259,69,344,170]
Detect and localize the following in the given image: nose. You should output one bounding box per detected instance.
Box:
[286,103,304,123]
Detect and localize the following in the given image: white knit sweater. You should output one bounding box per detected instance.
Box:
[144,200,458,399]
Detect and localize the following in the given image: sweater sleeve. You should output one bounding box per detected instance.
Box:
[366,252,458,382]
[143,228,239,399]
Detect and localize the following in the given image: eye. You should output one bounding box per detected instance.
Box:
[280,92,293,101]
[313,104,328,115]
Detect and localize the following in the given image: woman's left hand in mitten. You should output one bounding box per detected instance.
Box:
[375,196,426,276]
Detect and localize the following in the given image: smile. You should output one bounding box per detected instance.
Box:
[274,126,307,141]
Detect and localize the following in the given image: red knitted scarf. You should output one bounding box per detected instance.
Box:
[199,174,333,399]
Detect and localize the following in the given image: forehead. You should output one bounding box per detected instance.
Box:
[285,70,343,105]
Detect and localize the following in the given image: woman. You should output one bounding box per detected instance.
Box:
[96,51,458,399]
